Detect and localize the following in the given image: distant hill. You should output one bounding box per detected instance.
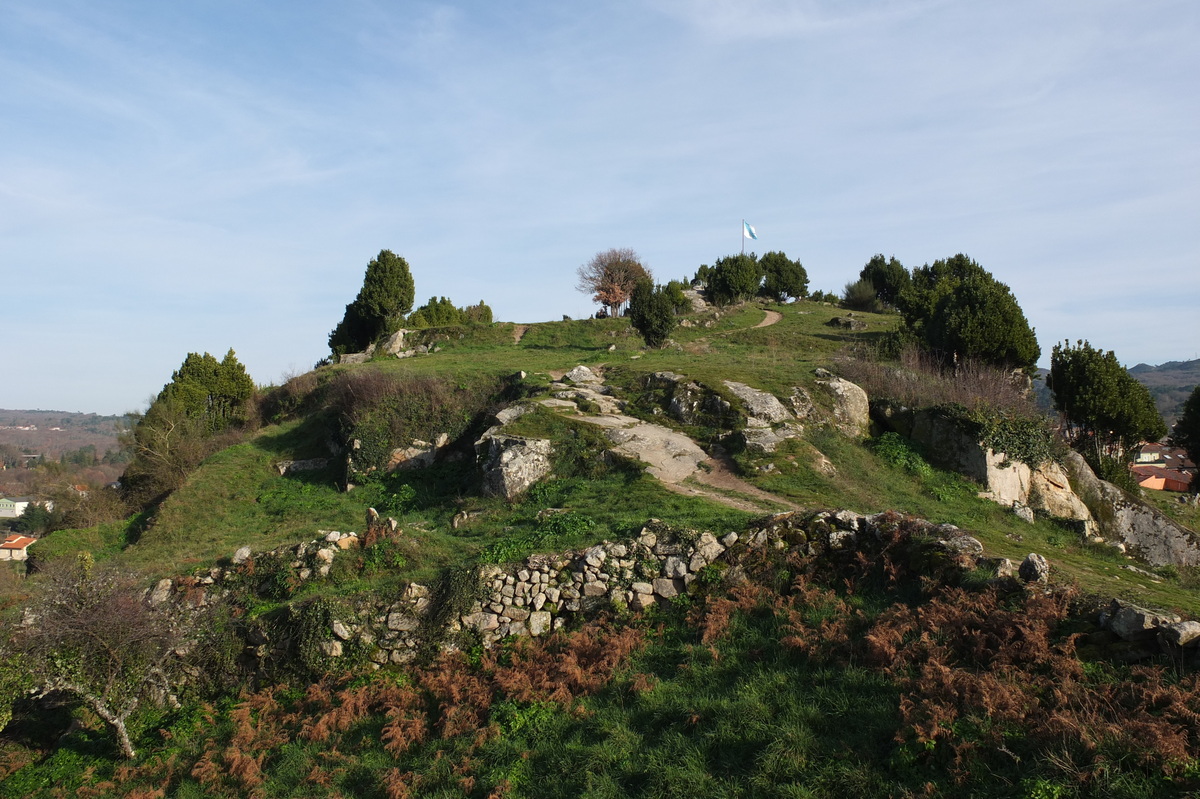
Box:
[1128,359,1200,426]
[0,409,123,460]
[1033,360,1198,427]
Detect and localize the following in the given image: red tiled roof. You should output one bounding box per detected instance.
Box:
[1,535,35,550]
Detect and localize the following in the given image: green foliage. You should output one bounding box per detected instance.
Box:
[120,349,255,508]
[663,279,693,314]
[759,250,808,301]
[859,254,909,306]
[328,249,415,355]
[360,539,408,574]
[841,278,882,312]
[1049,340,1167,458]
[942,403,1059,467]
[628,278,679,348]
[406,296,494,329]
[328,371,501,477]
[1170,385,1200,467]
[898,254,1040,372]
[706,253,761,306]
[871,432,933,479]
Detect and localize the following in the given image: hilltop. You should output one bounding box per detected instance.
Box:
[3,301,1200,798]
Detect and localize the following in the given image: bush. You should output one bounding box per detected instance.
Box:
[706,254,761,306]
[628,278,678,348]
[841,279,881,312]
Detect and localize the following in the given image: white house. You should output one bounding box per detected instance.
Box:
[0,534,35,561]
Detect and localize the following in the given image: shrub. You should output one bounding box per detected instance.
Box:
[841,278,881,312]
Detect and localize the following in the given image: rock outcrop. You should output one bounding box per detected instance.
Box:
[475,432,554,500]
[813,369,869,438]
[1062,451,1200,567]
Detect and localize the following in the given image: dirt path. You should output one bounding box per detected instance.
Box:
[754,309,783,328]
[512,324,529,343]
[686,455,802,513]
[573,412,800,514]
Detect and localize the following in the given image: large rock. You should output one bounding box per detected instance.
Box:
[1063,451,1200,567]
[564,365,603,384]
[904,411,1092,528]
[645,372,733,426]
[813,369,869,438]
[722,381,793,426]
[476,433,554,500]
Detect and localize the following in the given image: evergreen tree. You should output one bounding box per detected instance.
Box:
[628,278,678,348]
[706,253,761,306]
[898,254,1039,372]
[1048,340,1167,462]
[859,254,909,306]
[759,251,808,301]
[329,250,415,355]
[1169,385,1200,468]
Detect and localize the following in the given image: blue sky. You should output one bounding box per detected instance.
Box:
[3,0,1197,415]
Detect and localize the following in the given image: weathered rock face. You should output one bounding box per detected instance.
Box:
[643,372,733,427]
[564,365,603,385]
[381,329,410,356]
[1063,451,1200,567]
[723,381,793,426]
[476,433,554,500]
[813,369,869,438]
[901,410,1095,527]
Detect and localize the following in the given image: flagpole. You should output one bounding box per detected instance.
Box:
[741,219,745,255]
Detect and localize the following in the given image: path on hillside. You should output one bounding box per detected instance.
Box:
[536,368,801,513]
[754,309,783,328]
[512,324,530,343]
[572,411,798,513]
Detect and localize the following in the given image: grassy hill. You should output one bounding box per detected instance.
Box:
[3,301,1200,798]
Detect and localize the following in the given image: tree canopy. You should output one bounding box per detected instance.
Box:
[329,250,415,356]
[759,251,808,301]
[121,349,255,507]
[1048,339,1167,460]
[407,297,494,329]
[859,254,909,306]
[628,278,678,348]
[576,248,650,318]
[706,253,761,306]
[897,254,1040,372]
[1169,385,1200,469]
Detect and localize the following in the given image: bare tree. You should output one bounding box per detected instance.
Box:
[8,558,192,758]
[576,248,651,318]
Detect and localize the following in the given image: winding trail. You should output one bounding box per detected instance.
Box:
[754,309,783,328]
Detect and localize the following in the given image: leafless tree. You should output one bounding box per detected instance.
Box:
[576,248,651,318]
[8,558,193,758]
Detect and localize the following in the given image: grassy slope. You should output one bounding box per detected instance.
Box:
[6,301,1200,797]
[24,300,1200,613]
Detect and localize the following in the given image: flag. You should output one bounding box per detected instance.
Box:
[743,221,758,240]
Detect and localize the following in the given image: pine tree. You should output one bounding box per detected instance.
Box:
[329,250,415,355]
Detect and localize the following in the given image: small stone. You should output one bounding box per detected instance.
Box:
[583,582,608,597]
[319,640,343,658]
[232,546,252,565]
[331,620,353,640]
[1161,621,1200,648]
[148,579,173,606]
[652,578,682,598]
[1018,553,1050,584]
[529,611,552,636]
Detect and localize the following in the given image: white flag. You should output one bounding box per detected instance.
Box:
[743,221,758,240]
